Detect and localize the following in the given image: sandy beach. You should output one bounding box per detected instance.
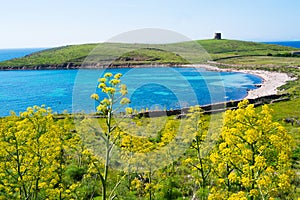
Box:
[184,64,295,99]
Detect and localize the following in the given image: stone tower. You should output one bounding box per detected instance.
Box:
[214,33,221,40]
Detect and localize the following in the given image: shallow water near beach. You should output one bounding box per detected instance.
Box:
[0,67,262,116]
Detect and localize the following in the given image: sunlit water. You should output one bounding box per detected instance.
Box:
[0,67,262,116]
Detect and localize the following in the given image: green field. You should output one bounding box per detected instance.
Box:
[218,56,300,66]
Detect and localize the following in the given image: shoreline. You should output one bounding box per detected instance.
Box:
[183,64,295,99]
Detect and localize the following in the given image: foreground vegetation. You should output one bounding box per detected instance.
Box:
[0,40,299,199]
[0,73,299,199]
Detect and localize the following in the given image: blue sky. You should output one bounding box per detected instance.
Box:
[1,0,300,48]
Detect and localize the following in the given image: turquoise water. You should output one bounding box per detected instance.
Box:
[0,68,262,116]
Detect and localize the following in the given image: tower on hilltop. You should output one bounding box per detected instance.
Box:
[214,33,222,40]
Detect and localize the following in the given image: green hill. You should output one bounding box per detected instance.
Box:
[0,39,298,69]
[198,39,298,59]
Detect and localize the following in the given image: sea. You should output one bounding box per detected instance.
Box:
[0,68,262,116]
[0,41,299,116]
[263,41,300,48]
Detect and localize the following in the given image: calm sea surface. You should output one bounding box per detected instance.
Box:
[0,68,262,116]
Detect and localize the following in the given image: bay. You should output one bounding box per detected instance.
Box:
[0,68,262,116]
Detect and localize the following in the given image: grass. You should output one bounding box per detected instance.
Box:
[0,44,97,67]
[111,48,190,66]
[197,39,298,60]
[218,55,300,66]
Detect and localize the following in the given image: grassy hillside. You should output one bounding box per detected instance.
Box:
[0,44,97,68]
[0,39,298,69]
[198,39,298,59]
